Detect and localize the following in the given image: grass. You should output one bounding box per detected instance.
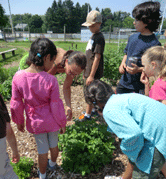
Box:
[0,47,26,66]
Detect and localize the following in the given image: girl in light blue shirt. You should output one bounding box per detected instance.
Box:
[85,79,166,179]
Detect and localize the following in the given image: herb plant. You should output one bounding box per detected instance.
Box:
[10,156,34,179]
[58,120,115,176]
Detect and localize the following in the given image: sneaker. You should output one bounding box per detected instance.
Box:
[82,111,99,117]
[47,159,56,171]
[104,176,122,179]
[80,115,91,122]
[38,170,48,179]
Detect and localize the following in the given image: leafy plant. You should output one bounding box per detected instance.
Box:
[0,66,18,101]
[103,43,126,85]
[58,120,115,176]
[10,156,34,179]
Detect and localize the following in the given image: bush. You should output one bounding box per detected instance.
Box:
[10,156,34,179]
[58,120,115,176]
[0,66,18,101]
[103,43,126,85]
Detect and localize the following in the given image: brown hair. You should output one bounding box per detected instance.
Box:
[143,45,166,78]
[61,50,87,70]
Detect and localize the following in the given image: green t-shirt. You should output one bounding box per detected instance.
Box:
[19,53,29,70]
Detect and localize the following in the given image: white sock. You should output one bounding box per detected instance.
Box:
[49,159,56,167]
[92,108,96,112]
[84,113,91,118]
[39,172,46,179]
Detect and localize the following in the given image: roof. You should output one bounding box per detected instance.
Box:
[15,23,28,29]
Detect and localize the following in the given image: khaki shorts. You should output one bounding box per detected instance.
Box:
[0,137,18,179]
[33,131,59,154]
[129,147,165,179]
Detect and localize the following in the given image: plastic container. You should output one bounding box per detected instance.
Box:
[127,57,139,67]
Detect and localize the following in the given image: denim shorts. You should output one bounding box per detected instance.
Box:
[129,147,165,179]
[33,131,59,154]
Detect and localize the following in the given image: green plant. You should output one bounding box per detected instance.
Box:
[10,156,34,179]
[103,43,126,85]
[58,120,115,176]
[0,66,18,101]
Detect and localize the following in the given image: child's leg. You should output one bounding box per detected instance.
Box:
[38,153,48,174]
[161,162,166,177]
[33,133,50,176]
[50,146,59,162]
[85,103,93,116]
[122,162,134,179]
[48,131,59,165]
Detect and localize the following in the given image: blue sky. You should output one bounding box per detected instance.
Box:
[1,0,166,17]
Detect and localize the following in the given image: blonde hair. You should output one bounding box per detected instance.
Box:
[143,45,166,78]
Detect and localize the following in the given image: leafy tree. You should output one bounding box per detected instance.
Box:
[162,18,166,29]
[0,4,9,30]
[122,16,134,29]
[29,15,43,33]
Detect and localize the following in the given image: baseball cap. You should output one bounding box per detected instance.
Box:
[82,10,102,27]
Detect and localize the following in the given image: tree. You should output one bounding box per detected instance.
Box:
[0,4,9,30]
[122,16,134,29]
[29,15,43,33]
[162,18,166,29]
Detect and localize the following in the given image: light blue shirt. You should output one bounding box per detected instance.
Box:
[103,93,166,174]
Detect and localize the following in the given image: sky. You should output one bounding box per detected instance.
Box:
[1,0,166,17]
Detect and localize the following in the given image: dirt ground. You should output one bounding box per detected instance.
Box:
[4,61,165,179]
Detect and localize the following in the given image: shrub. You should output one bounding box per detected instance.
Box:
[103,43,126,85]
[10,156,34,179]
[0,66,18,101]
[58,120,115,176]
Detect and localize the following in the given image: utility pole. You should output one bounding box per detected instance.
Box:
[159,4,166,33]
[7,0,14,35]
[64,25,66,42]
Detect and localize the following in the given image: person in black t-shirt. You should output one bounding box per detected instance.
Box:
[79,10,105,121]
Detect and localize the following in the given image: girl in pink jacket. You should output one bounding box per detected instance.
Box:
[10,38,67,179]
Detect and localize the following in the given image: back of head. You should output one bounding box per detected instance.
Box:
[143,45,166,78]
[61,50,87,70]
[132,1,161,32]
[29,38,57,66]
[85,80,115,106]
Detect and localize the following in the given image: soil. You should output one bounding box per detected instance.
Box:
[4,61,165,179]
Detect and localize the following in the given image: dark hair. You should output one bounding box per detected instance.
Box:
[85,80,115,110]
[28,38,57,66]
[61,50,87,69]
[132,1,161,32]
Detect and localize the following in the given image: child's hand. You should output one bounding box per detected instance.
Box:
[119,63,126,74]
[11,152,20,163]
[140,71,149,85]
[60,127,66,134]
[86,76,94,86]
[17,124,25,132]
[66,106,72,121]
[126,63,138,74]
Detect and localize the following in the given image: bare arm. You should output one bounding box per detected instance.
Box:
[63,75,74,120]
[86,53,101,86]
[48,48,66,75]
[140,72,150,96]
[6,122,20,163]
[119,54,127,74]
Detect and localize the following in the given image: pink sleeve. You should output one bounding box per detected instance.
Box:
[149,83,166,101]
[10,81,25,124]
[50,78,67,128]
